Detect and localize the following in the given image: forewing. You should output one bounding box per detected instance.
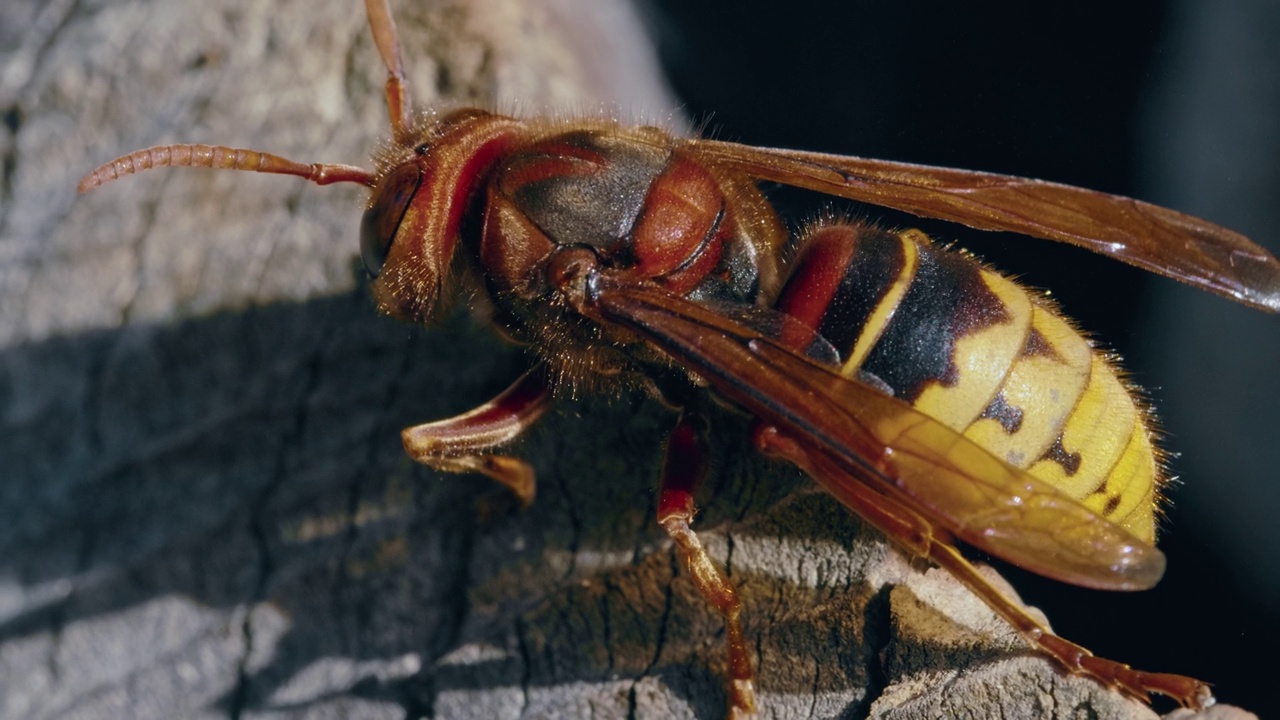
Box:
[590,280,1165,591]
[696,139,1280,312]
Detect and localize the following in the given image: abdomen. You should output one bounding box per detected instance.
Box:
[774,222,1161,541]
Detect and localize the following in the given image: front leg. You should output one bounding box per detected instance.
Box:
[658,406,756,718]
[401,364,552,506]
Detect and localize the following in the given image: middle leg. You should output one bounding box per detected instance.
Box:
[657,405,756,717]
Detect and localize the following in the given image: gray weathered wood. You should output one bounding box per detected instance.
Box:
[0,1,1252,718]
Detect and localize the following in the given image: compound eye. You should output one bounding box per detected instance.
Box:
[360,164,422,277]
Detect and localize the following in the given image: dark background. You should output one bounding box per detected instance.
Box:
[647,0,1280,715]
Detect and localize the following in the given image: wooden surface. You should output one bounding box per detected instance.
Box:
[0,0,1251,717]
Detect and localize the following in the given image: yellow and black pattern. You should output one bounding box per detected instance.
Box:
[775,221,1160,541]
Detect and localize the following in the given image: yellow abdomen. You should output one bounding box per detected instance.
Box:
[776,223,1161,540]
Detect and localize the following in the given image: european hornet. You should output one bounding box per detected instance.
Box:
[78,0,1280,715]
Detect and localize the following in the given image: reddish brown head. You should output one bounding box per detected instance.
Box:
[359,110,523,323]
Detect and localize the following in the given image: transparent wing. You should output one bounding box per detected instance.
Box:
[591,280,1165,590]
[695,139,1280,312]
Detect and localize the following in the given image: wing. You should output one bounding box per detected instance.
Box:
[589,279,1165,591]
[694,139,1280,312]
